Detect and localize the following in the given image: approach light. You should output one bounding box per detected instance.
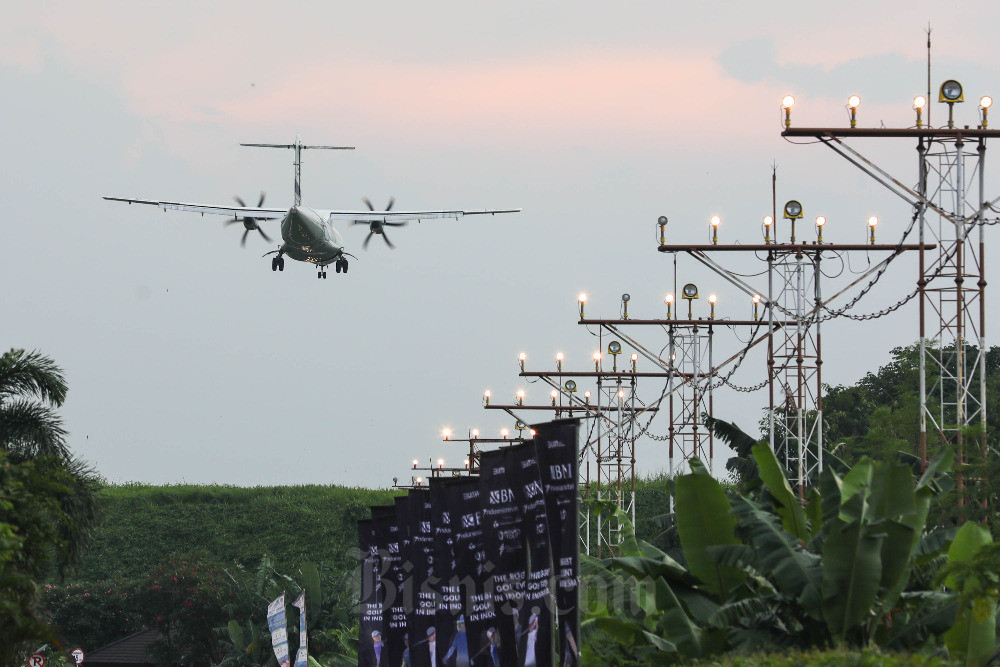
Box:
[415,476,423,485]
[412,459,419,468]
[664,293,674,319]
[658,215,668,244]
[868,216,878,245]
[516,389,525,405]
[578,292,587,318]
[593,351,602,371]
[763,215,774,244]
[471,428,479,438]
[710,215,721,245]
[551,389,559,406]
[621,293,631,319]
[556,352,564,372]
[782,95,795,128]
[630,352,638,372]
[464,459,470,467]
[816,216,826,243]
[940,80,964,129]
[981,96,993,128]
[682,283,698,319]
[442,428,451,440]
[483,389,491,405]
[501,428,509,438]
[516,420,527,431]
[708,294,717,319]
[530,429,536,437]
[584,390,592,404]
[519,352,526,371]
[847,95,861,128]
[784,200,803,243]
[618,389,625,400]
[940,79,964,103]
[913,95,927,128]
[753,293,761,320]
[608,341,622,355]
[564,379,577,392]
[438,458,445,468]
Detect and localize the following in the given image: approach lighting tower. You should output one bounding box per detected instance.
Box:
[783,82,996,498]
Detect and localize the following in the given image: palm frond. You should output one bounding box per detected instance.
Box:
[0,349,68,407]
[705,416,759,458]
[0,399,69,459]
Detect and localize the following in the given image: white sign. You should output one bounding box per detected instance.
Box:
[267,593,290,667]
[71,649,85,664]
[28,654,45,667]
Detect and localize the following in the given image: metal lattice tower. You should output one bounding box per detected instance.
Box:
[917,136,989,473]
[767,246,823,488]
[783,107,997,489]
[665,324,715,476]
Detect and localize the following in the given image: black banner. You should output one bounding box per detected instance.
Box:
[533,419,581,666]
[394,496,416,665]
[406,490,436,667]
[429,478,463,666]
[357,519,384,666]
[371,505,406,667]
[448,476,494,666]
[480,442,556,666]
[516,441,555,667]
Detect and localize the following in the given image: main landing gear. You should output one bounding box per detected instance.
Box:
[270,256,285,272]
[318,260,348,279]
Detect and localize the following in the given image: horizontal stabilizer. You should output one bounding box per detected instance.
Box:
[240,143,355,150]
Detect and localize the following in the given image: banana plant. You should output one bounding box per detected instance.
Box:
[581,446,965,661]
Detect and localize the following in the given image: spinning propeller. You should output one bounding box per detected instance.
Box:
[351,197,406,249]
[225,192,273,247]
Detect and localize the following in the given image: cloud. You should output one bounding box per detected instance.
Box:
[718,38,920,104]
[718,36,1000,107]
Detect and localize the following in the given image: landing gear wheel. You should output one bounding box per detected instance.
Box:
[271,257,278,272]
[335,262,342,274]
[277,257,285,271]
[322,271,327,279]
[342,260,349,274]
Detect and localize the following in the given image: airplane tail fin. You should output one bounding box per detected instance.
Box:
[239,136,354,206]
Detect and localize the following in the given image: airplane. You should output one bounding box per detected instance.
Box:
[104,136,521,278]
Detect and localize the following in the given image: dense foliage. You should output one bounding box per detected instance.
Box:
[580,447,1000,665]
[0,349,101,664]
[67,483,399,583]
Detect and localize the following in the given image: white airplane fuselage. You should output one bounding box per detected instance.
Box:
[279,206,345,266]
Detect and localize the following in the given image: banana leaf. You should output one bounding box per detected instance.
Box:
[675,462,745,599]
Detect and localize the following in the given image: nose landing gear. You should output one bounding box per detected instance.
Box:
[270,256,285,271]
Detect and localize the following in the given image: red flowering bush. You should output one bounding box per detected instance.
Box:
[42,582,141,651]
[135,555,230,666]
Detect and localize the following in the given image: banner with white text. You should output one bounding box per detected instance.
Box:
[267,593,290,667]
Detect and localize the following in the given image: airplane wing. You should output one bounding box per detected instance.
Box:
[103,197,287,219]
[318,208,521,222]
